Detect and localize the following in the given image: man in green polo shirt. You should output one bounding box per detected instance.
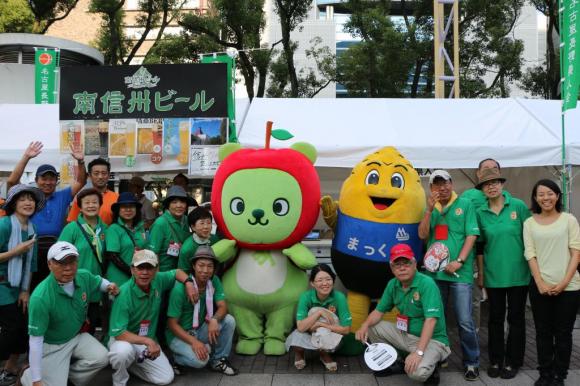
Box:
[355,244,450,384]
[460,158,505,332]
[20,241,119,386]
[418,170,481,381]
[167,245,238,375]
[107,249,195,386]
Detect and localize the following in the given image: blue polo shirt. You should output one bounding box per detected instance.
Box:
[31,187,73,237]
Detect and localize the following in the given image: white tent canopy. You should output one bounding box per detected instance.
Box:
[238,98,579,169]
[2,98,579,172]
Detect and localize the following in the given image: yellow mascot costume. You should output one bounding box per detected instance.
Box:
[320,147,425,354]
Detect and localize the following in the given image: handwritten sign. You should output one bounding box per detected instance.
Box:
[188,146,220,176]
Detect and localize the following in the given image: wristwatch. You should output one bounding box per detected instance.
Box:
[184,277,194,284]
[416,350,424,357]
[456,257,464,264]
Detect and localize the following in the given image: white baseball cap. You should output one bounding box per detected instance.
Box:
[132,249,159,267]
[47,241,79,262]
[429,170,452,184]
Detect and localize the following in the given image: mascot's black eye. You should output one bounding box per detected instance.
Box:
[391,173,405,189]
[365,170,380,185]
[230,197,245,215]
[272,198,289,216]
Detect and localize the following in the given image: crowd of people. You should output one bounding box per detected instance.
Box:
[0,142,578,386]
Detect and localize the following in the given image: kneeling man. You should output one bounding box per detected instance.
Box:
[355,244,450,384]
[167,245,238,375]
[21,241,119,386]
[107,249,195,386]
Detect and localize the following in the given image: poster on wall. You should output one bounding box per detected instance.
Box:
[59,63,228,175]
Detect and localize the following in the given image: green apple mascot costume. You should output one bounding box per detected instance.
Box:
[211,123,320,355]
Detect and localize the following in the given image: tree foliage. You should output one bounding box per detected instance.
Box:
[0,0,78,33]
[267,37,336,97]
[90,0,186,65]
[178,0,270,99]
[520,0,559,99]
[271,0,313,97]
[338,0,526,98]
[0,0,35,33]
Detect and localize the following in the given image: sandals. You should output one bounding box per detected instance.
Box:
[294,358,306,370]
[320,357,338,372]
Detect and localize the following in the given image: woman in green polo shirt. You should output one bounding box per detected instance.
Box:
[0,184,44,385]
[59,188,107,276]
[148,185,196,272]
[475,168,531,380]
[105,192,148,286]
[285,264,351,372]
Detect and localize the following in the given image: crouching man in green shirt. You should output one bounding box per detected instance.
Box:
[355,244,450,385]
[107,249,196,386]
[20,241,119,386]
[167,245,238,375]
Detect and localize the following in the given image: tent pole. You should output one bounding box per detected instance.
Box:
[562,111,569,212]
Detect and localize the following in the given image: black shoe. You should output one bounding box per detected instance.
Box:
[500,366,518,379]
[535,374,554,386]
[464,365,479,381]
[0,370,17,386]
[424,364,440,385]
[550,376,565,386]
[210,358,239,376]
[487,364,501,378]
[374,360,405,377]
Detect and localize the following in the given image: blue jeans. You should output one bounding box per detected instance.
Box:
[437,281,480,367]
[169,314,236,368]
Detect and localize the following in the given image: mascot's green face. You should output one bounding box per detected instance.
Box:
[221,168,302,244]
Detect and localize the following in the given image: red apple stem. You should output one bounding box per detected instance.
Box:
[265,121,273,149]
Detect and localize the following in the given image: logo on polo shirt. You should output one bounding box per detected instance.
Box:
[511,211,517,220]
[413,291,420,301]
[455,208,463,216]
[396,227,410,241]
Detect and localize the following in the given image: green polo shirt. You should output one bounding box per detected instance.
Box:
[377,272,448,346]
[425,195,479,283]
[460,188,488,211]
[177,234,221,272]
[148,211,190,272]
[165,276,225,344]
[105,219,148,286]
[296,288,352,327]
[109,270,176,341]
[0,217,38,305]
[59,215,107,276]
[28,269,103,344]
[476,192,531,288]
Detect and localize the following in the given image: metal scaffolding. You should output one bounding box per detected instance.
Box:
[434,0,460,98]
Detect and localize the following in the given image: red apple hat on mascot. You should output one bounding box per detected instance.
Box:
[211,123,320,250]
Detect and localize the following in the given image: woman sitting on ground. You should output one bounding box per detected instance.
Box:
[285,264,351,372]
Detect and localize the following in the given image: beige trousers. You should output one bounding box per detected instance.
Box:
[368,321,450,382]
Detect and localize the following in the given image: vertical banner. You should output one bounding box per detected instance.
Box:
[34,48,59,104]
[201,53,237,142]
[562,0,580,110]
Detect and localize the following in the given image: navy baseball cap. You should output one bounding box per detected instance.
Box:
[36,164,58,177]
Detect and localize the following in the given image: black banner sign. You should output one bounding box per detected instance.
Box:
[59,63,227,120]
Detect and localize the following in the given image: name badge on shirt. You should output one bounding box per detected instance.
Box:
[167,241,181,257]
[139,320,150,336]
[434,224,448,240]
[396,314,409,332]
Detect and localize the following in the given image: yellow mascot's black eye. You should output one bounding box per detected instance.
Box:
[365,170,380,185]
[391,173,405,189]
